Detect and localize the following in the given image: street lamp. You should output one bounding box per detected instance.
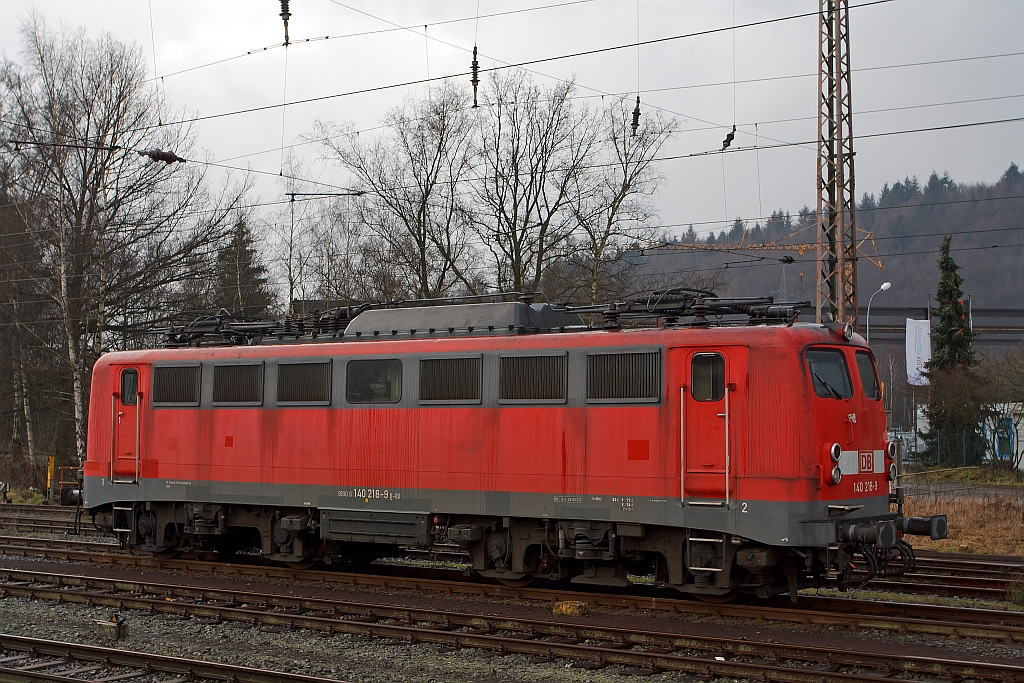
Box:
[866,282,891,344]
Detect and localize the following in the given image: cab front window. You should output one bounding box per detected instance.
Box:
[855,351,881,400]
[806,348,853,399]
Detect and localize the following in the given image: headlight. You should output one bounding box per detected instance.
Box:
[843,322,854,341]
[886,441,897,460]
[831,465,842,485]
[830,443,842,462]
[887,462,898,481]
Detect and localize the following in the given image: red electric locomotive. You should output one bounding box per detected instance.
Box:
[82,292,945,600]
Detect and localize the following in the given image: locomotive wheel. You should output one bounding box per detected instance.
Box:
[150,548,180,559]
[495,576,536,588]
[692,590,737,604]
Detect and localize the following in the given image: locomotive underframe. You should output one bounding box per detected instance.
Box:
[90,485,925,598]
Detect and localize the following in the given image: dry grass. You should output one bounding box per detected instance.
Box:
[902,490,1024,557]
[5,488,48,505]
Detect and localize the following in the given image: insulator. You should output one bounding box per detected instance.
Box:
[631,96,641,137]
[471,45,480,108]
[138,149,185,164]
[280,0,291,46]
[721,124,736,151]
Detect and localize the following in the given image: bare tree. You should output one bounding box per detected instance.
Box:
[567,97,675,303]
[0,17,246,464]
[474,73,598,293]
[318,81,478,299]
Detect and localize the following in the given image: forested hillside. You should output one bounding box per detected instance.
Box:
[654,163,1024,310]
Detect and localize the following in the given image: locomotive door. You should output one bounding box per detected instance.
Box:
[111,365,143,484]
[677,348,745,505]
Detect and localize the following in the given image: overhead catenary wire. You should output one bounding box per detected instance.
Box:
[149,0,600,83]
[631,0,641,137]
[146,0,165,126]
[120,0,897,136]
[5,114,1023,230]
[472,1,481,107]
[3,188,1022,251]
[74,48,1024,165]
[302,1,817,157]
[206,89,1024,168]
[279,40,290,175]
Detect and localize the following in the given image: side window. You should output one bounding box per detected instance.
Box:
[419,356,482,403]
[120,369,139,406]
[806,348,854,399]
[691,353,725,402]
[212,363,264,405]
[153,366,201,406]
[586,350,661,402]
[347,359,402,404]
[855,351,881,401]
[499,355,566,403]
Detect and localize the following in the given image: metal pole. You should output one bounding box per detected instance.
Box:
[866,282,890,344]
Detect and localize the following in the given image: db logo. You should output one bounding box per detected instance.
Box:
[859,451,873,473]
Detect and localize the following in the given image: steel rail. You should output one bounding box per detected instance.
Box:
[0,568,1022,682]
[0,506,79,518]
[2,532,1023,608]
[2,542,1023,643]
[0,519,79,534]
[0,633,352,683]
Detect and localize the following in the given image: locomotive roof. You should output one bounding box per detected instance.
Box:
[146,290,822,351]
[106,319,865,366]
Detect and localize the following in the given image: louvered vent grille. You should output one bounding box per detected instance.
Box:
[587,351,661,401]
[277,361,331,403]
[419,357,481,402]
[499,355,566,401]
[213,364,264,404]
[152,366,200,405]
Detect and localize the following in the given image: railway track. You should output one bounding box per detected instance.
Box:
[0,505,83,535]
[0,632,351,683]
[1,566,1022,682]
[1,535,1023,645]
[852,551,1024,600]
[3,503,1024,600]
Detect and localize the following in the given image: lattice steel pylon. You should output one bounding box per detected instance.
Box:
[816,0,858,327]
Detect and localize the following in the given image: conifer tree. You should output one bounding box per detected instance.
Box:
[922,235,984,466]
[928,235,978,369]
[214,218,275,317]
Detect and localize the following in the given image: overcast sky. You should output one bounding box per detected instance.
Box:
[2,0,1022,240]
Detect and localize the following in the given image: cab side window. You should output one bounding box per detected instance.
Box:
[806,348,853,399]
[855,351,881,400]
[120,369,139,406]
[691,353,724,402]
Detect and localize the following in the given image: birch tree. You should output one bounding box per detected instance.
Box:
[0,17,246,464]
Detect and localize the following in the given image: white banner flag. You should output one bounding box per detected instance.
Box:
[906,319,931,386]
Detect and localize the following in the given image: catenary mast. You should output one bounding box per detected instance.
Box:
[816,0,859,327]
